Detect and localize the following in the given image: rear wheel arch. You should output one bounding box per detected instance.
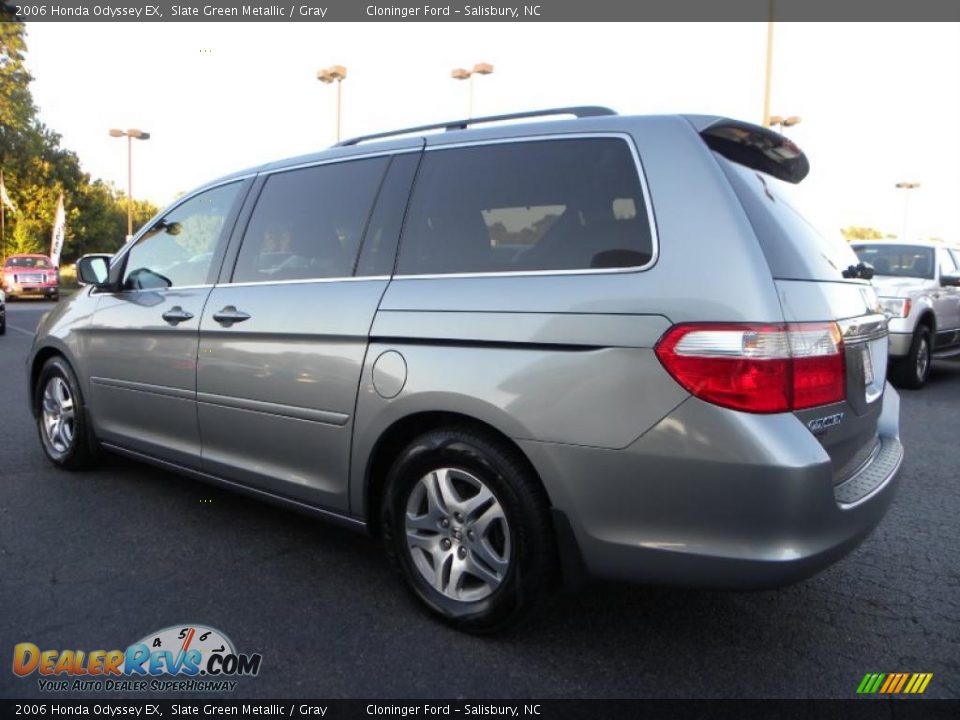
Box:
[363,411,552,536]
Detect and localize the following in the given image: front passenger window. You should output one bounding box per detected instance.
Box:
[122,182,241,290]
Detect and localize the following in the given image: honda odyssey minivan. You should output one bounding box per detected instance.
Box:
[29,108,903,631]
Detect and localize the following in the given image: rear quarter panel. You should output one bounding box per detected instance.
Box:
[349,116,784,517]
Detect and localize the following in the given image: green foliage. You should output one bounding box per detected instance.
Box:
[841,226,888,242]
[0,14,159,261]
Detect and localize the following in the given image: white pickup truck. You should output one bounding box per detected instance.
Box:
[852,240,960,388]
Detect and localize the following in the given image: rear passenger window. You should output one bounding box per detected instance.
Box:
[395,138,653,275]
[232,157,388,283]
[940,249,958,275]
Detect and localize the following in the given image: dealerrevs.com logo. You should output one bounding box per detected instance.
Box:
[12,625,262,693]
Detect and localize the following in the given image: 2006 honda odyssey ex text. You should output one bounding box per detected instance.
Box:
[29,108,903,631]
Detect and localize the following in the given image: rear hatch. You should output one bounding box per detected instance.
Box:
[703,121,888,485]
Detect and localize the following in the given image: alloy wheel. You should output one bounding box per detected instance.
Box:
[42,376,76,454]
[916,336,930,382]
[404,467,511,602]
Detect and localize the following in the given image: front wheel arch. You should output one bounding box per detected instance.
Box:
[30,347,69,417]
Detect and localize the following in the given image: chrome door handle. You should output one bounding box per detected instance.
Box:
[212,306,251,326]
[162,306,194,325]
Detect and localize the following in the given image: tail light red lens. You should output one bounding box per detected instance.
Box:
[654,323,845,413]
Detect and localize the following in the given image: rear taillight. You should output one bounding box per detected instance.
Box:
[654,322,845,413]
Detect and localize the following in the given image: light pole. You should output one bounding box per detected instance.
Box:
[767,115,801,134]
[451,62,494,117]
[109,128,150,239]
[895,181,921,241]
[317,65,347,142]
[762,0,776,126]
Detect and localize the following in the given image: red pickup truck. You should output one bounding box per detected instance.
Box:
[2,254,60,301]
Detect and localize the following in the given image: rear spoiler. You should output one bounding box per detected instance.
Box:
[685,115,810,184]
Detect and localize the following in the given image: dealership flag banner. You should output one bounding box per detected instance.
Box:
[0,171,16,259]
[50,193,66,267]
[0,172,17,214]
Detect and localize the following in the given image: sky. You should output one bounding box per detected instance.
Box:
[21,22,960,242]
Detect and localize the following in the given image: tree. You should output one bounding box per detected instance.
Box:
[0,12,159,262]
[841,226,887,242]
[0,18,35,134]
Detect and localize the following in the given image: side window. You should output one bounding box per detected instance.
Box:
[123,182,241,290]
[395,138,653,276]
[939,248,958,275]
[232,157,388,284]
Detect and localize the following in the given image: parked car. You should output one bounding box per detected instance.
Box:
[2,253,60,301]
[29,108,902,632]
[0,288,5,335]
[851,241,960,388]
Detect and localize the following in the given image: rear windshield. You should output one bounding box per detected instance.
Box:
[852,244,934,279]
[716,154,861,282]
[5,257,51,268]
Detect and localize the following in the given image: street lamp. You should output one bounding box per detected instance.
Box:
[451,62,494,117]
[895,181,921,241]
[762,0,776,126]
[767,115,801,134]
[109,128,150,239]
[317,64,347,142]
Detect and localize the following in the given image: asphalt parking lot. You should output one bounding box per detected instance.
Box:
[1,299,958,700]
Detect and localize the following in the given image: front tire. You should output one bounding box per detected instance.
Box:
[891,325,932,389]
[382,427,557,633]
[35,356,97,470]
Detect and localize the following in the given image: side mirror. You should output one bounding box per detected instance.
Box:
[76,254,113,287]
[940,272,960,288]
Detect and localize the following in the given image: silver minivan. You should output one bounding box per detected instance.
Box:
[30,108,903,631]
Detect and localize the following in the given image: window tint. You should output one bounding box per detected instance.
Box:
[233,157,388,283]
[123,182,241,290]
[395,138,653,275]
[853,245,935,280]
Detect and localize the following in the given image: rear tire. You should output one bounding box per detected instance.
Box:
[0,315,5,335]
[891,325,932,389]
[382,427,557,633]
[35,356,98,470]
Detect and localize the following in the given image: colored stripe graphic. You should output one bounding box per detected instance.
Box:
[893,673,909,693]
[879,674,897,693]
[857,672,932,694]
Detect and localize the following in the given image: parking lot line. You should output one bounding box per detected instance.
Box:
[5,323,36,337]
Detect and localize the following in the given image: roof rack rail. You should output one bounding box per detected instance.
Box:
[334,106,617,147]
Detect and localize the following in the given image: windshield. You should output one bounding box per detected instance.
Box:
[5,256,52,268]
[853,244,935,280]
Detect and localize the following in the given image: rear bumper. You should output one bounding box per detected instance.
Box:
[520,385,902,589]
